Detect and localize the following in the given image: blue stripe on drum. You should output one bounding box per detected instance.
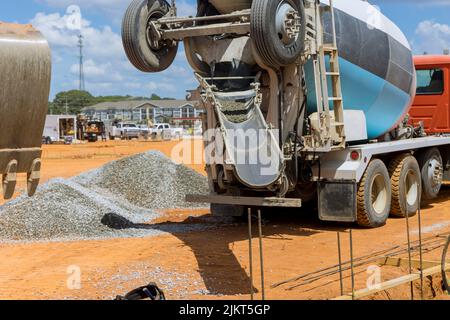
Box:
[305,58,411,140]
[322,7,415,95]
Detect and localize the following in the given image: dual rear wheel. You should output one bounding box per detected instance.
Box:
[123,0,307,73]
[357,148,443,228]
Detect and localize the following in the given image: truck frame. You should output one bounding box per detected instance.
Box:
[121,0,450,228]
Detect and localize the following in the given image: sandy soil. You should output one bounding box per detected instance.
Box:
[0,140,449,300]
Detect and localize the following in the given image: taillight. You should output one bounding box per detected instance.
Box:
[350,151,360,161]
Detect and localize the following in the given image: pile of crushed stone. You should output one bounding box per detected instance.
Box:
[0,151,210,242]
[74,151,208,210]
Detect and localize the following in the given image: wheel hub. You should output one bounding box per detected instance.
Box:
[147,20,163,51]
[405,169,419,207]
[371,173,387,215]
[276,2,301,45]
[429,159,443,188]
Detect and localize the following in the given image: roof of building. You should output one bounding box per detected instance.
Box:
[148,100,194,109]
[82,100,195,112]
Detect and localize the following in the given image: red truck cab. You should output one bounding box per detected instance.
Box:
[410,55,450,133]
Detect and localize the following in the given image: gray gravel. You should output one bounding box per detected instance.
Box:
[74,150,209,209]
[92,263,205,300]
[218,99,252,123]
[0,151,211,242]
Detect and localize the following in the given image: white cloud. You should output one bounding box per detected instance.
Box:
[29,2,197,98]
[70,59,119,79]
[31,12,123,60]
[412,20,450,54]
[124,82,142,89]
[37,0,197,25]
[147,81,177,93]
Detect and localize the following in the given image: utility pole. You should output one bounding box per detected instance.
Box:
[78,34,85,92]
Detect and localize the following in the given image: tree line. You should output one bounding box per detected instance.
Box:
[48,90,175,115]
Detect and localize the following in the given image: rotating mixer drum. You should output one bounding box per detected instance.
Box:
[0,22,51,199]
[305,0,416,140]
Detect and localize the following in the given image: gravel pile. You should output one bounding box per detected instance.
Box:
[75,151,209,209]
[0,151,210,242]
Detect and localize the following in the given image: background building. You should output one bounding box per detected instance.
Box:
[81,100,203,128]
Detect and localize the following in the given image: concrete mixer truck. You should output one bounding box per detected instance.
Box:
[0,22,51,200]
[122,0,450,228]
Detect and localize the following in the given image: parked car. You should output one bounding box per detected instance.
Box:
[107,122,141,140]
[150,123,184,140]
[138,124,151,139]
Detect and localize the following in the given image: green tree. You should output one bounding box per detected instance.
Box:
[150,93,176,100]
[48,90,178,115]
[150,93,162,100]
[53,90,95,115]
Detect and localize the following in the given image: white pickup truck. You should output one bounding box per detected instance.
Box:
[150,123,184,140]
[108,122,141,140]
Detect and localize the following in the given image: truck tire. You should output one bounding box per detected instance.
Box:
[122,0,178,72]
[357,159,391,228]
[388,154,421,218]
[416,148,443,200]
[251,0,306,68]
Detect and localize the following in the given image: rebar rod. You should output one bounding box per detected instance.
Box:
[349,229,355,300]
[272,233,450,289]
[417,193,424,300]
[248,208,254,300]
[405,205,414,300]
[337,232,344,296]
[285,239,447,290]
[258,210,265,300]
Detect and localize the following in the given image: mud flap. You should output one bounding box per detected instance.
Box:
[318,181,357,222]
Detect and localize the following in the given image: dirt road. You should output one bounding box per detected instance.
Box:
[0,140,449,300]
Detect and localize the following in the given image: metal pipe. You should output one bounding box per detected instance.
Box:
[337,232,344,296]
[349,230,355,300]
[329,0,338,47]
[417,192,424,300]
[248,208,254,300]
[258,210,265,300]
[405,201,414,300]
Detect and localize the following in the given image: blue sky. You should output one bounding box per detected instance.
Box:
[1,0,449,100]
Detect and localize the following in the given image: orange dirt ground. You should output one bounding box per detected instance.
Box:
[0,140,449,300]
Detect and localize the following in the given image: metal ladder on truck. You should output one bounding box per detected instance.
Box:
[304,0,346,152]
